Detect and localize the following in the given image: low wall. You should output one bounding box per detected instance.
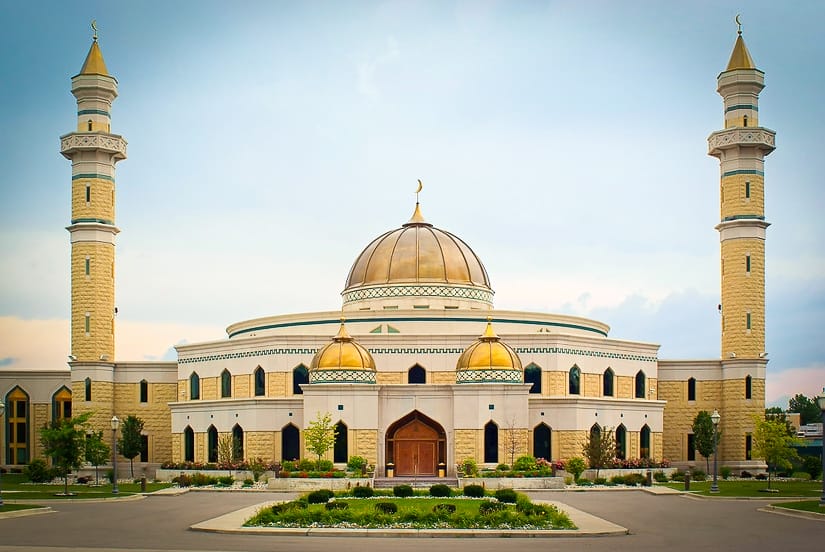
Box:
[155,468,264,482]
[458,477,566,490]
[267,477,373,491]
[578,467,678,481]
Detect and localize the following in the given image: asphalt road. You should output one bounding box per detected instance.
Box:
[0,490,822,552]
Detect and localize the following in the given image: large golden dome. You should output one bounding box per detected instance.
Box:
[309,323,376,384]
[342,203,493,309]
[456,321,523,383]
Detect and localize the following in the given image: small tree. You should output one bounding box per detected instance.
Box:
[304,411,337,469]
[40,411,91,495]
[85,430,110,485]
[217,434,234,466]
[504,416,521,466]
[566,457,586,483]
[118,415,145,478]
[692,411,719,474]
[752,415,801,489]
[582,426,615,480]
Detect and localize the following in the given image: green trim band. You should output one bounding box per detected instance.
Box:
[72,173,114,181]
[77,109,111,117]
[725,104,758,113]
[721,214,766,222]
[70,217,115,225]
[722,170,763,177]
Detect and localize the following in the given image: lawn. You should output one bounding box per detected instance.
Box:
[771,500,825,514]
[0,473,172,500]
[0,503,44,512]
[660,479,822,497]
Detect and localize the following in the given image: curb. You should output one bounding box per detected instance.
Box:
[759,505,825,521]
[0,507,54,520]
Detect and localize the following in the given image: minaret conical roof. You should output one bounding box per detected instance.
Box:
[80,39,110,76]
[725,34,755,71]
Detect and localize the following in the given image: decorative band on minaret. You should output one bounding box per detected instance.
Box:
[61,26,127,363]
[708,23,775,360]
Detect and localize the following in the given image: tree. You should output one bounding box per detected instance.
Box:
[692,411,719,474]
[118,415,145,478]
[217,434,234,466]
[503,416,522,467]
[85,430,110,485]
[582,426,615,480]
[788,394,820,426]
[304,411,337,469]
[565,457,586,483]
[764,407,795,437]
[40,411,92,495]
[752,415,801,489]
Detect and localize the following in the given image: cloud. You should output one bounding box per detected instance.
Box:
[356,36,400,98]
[765,363,825,406]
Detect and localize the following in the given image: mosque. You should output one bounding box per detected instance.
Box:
[0,26,773,476]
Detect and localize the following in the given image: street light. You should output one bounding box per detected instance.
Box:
[710,409,721,494]
[816,388,825,508]
[111,416,120,495]
[0,399,5,507]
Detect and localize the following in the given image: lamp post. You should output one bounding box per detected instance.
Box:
[111,416,120,495]
[817,388,825,508]
[710,409,721,494]
[0,399,5,507]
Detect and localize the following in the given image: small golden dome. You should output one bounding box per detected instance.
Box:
[310,323,376,373]
[456,321,523,375]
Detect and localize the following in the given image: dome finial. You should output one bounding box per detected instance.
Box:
[405,179,429,225]
[735,13,742,36]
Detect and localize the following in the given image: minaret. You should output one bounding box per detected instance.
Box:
[61,27,126,364]
[708,24,774,360]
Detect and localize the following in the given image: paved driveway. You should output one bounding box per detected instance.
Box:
[0,490,822,552]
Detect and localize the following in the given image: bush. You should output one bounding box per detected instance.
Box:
[478,500,506,514]
[594,477,607,485]
[496,463,510,471]
[690,469,707,481]
[791,472,811,480]
[720,466,732,480]
[242,478,254,487]
[429,483,452,497]
[755,473,767,480]
[463,484,485,498]
[217,475,234,486]
[565,457,586,482]
[325,501,349,510]
[610,475,626,485]
[347,456,368,472]
[459,458,479,477]
[352,485,375,498]
[801,455,822,480]
[624,473,646,486]
[653,471,669,483]
[375,501,398,514]
[670,471,685,482]
[494,488,518,503]
[393,484,414,497]
[433,503,456,514]
[317,459,334,472]
[307,489,334,504]
[297,459,315,471]
[25,458,53,483]
[281,460,297,472]
[740,470,753,478]
[513,455,537,471]
[172,474,192,487]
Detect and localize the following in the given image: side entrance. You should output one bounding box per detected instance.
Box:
[386,411,446,476]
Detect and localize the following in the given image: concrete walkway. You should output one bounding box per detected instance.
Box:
[190,499,628,537]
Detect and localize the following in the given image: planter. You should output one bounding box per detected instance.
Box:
[155,468,261,482]
[458,476,565,490]
[267,477,373,491]
[580,467,678,481]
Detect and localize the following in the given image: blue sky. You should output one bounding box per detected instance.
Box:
[0,1,822,407]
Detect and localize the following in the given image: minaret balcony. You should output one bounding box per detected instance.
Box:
[60,132,127,160]
[708,127,775,157]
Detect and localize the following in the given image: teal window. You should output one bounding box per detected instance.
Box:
[745,181,750,198]
[85,185,91,203]
[85,257,90,276]
[746,254,751,273]
[569,366,581,395]
[292,365,308,394]
[221,369,231,398]
[190,372,200,400]
[746,312,752,330]
[524,364,542,394]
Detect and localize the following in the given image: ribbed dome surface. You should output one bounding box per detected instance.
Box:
[310,324,376,372]
[456,322,522,373]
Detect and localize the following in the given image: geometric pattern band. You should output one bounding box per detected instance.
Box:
[342,284,494,304]
[455,369,523,383]
[309,369,376,384]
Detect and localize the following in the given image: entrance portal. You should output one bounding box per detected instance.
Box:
[386,411,446,477]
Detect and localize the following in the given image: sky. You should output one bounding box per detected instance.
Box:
[0,1,822,408]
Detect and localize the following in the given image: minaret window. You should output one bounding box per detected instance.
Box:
[139,380,148,403]
[85,185,91,204]
[687,377,696,401]
[745,181,751,199]
[84,377,92,401]
[84,313,90,335]
[746,312,752,330]
[745,375,752,399]
[87,120,92,131]
[635,370,646,398]
[746,254,751,273]
[189,372,200,400]
[221,369,232,398]
[85,256,90,277]
[743,115,748,127]
[603,368,614,397]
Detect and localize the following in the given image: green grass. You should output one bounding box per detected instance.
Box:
[660,479,822,497]
[0,473,172,500]
[0,503,44,512]
[771,500,825,514]
[332,497,484,516]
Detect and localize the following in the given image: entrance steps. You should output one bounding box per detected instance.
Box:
[374,476,459,489]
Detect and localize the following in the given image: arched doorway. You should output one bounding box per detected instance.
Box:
[533,423,551,461]
[386,411,446,476]
[282,423,300,461]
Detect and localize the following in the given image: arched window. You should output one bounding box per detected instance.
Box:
[254,366,265,397]
[408,364,426,384]
[615,424,627,460]
[743,114,748,127]
[640,425,651,459]
[334,421,348,463]
[533,423,551,461]
[282,423,300,461]
[745,375,752,399]
[569,366,581,395]
[635,370,646,399]
[292,365,309,395]
[590,423,601,440]
[524,364,542,394]
[52,386,72,420]
[603,368,614,397]
[190,372,200,400]
[6,387,30,464]
[84,377,92,401]
[232,424,244,460]
[207,426,218,463]
[484,421,499,463]
[687,377,696,401]
[139,379,148,403]
[184,426,195,462]
[221,369,232,398]
[87,119,93,131]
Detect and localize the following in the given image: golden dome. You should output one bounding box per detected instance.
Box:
[344,203,491,291]
[309,323,376,383]
[456,321,523,382]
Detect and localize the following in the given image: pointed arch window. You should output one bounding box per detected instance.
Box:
[533,423,551,461]
[745,375,752,399]
[615,424,627,460]
[254,366,265,397]
[408,364,426,384]
[52,386,72,420]
[282,423,300,461]
[6,387,29,464]
[590,423,601,440]
[184,426,195,462]
[232,424,244,460]
[84,377,92,402]
[524,363,542,394]
[334,421,348,463]
[292,365,309,395]
[569,366,581,395]
[635,370,646,399]
[603,368,614,397]
[640,425,651,459]
[687,377,696,401]
[139,379,148,403]
[207,425,218,463]
[484,421,499,463]
[221,369,232,398]
[189,372,200,400]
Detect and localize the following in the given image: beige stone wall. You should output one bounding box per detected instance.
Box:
[720,377,763,461]
[201,377,217,400]
[555,430,585,460]
[72,380,114,442]
[499,428,528,465]
[352,429,378,465]
[617,376,633,398]
[455,429,480,464]
[246,431,276,460]
[72,177,115,222]
[376,373,404,385]
[234,374,250,398]
[171,433,182,463]
[583,373,600,397]
[31,403,49,460]
[547,371,565,395]
[109,381,175,463]
[268,372,288,397]
[430,371,456,384]
[71,242,115,361]
[721,238,765,358]
[721,174,764,220]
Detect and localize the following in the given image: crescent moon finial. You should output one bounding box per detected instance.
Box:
[91,19,98,41]
[416,179,423,202]
[735,14,742,35]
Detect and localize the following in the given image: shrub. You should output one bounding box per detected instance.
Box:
[217,475,234,486]
[740,470,753,478]
[352,485,375,498]
[690,468,706,481]
[172,474,192,487]
[478,500,506,514]
[325,501,349,510]
[460,458,479,477]
[720,466,732,480]
[755,473,767,480]
[801,455,823,480]
[307,489,334,504]
[624,473,646,486]
[653,471,669,483]
[281,460,297,472]
[429,483,452,497]
[513,455,537,471]
[393,484,414,497]
[375,501,398,514]
[298,459,315,471]
[610,475,626,485]
[347,456,368,472]
[433,503,456,514]
[317,459,334,472]
[565,457,586,482]
[670,471,685,482]
[463,484,485,498]
[791,472,811,480]
[496,463,510,471]
[494,488,518,503]
[25,458,53,483]
[242,478,254,487]
[594,477,607,485]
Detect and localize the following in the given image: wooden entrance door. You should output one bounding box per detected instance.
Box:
[393,419,438,476]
